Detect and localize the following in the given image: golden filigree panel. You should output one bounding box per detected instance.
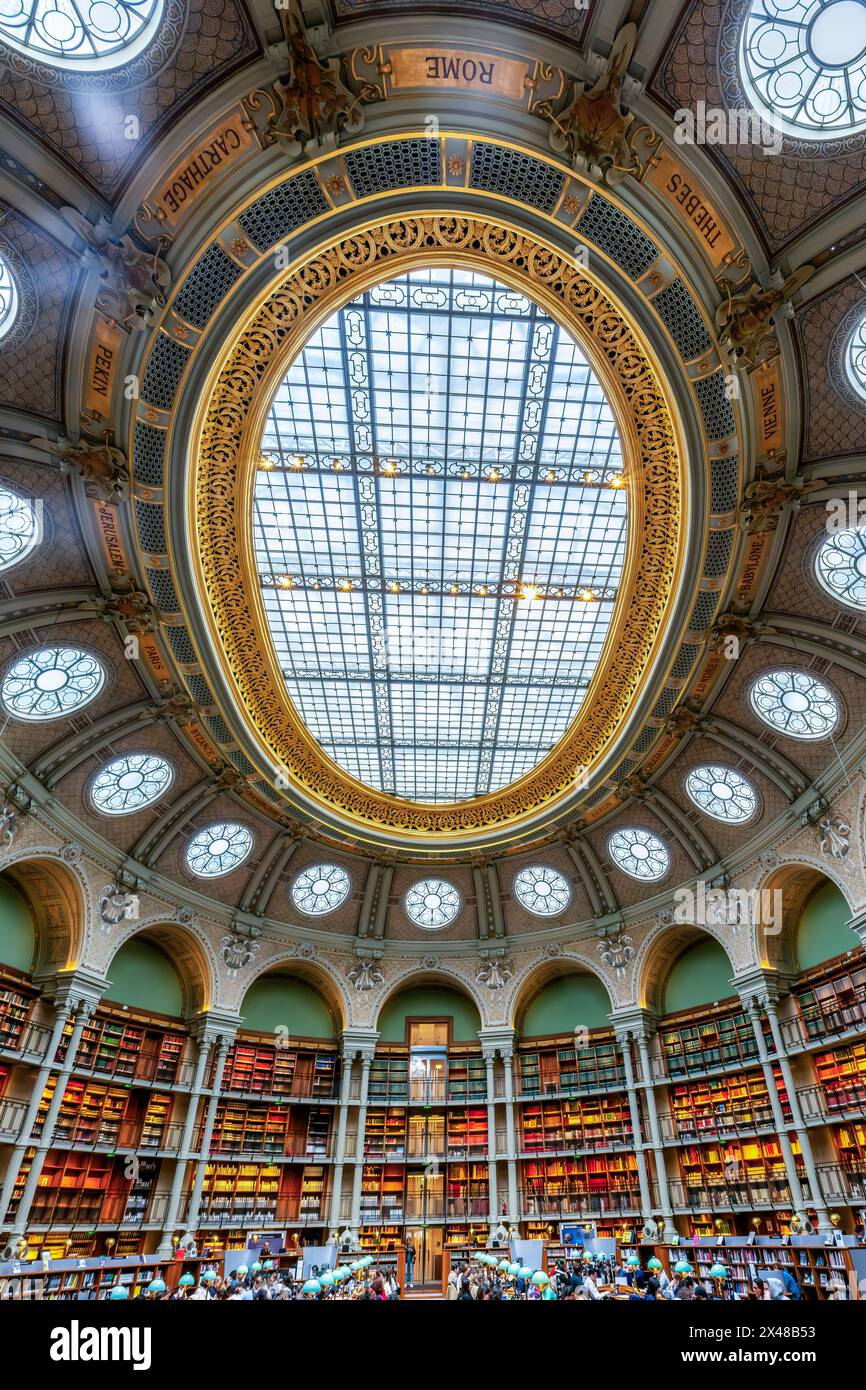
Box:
[190,214,685,839]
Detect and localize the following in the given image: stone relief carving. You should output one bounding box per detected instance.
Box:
[0,801,18,848]
[716,265,815,369]
[596,922,635,977]
[475,953,514,992]
[347,956,384,992]
[99,883,140,927]
[221,922,262,973]
[60,207,171,332]
[541,24,641,183]
[818,816,851,861]
[31,433,128,503]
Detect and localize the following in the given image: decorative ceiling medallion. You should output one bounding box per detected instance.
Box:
[189,214,685,843]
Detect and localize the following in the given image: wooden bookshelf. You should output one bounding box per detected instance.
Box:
[209,1100,330,1158]
[368,1055,409,1104]
[364,1107,407,1158]
[794,956,866,1041]
[198,1161,281,1223]
[676,1137,805,1200]
[517,1034,624,1096]
[0,980,35,1049]
[520,1094,632,1152]
[218,1038,338,1099]
[447,1107,488,1158]
[447,1053,486,1102]
[360,1164,405,1222]
[649,1237,865,1300]
[75,1012,185,1085]
[814,1039,866,1112]
[667,1066,792,1140]
[445,1162,488,1217]
[522,1154,640,1213]
[31,1153,128,1226]
[659,1005,760,1078]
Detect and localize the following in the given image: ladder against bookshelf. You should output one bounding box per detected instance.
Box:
[517,1034,624,1096]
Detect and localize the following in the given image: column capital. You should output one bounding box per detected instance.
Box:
[478,1026,516,1061]
[609,1007,658,1044]
[734,967,785,1012]
[188,1009,240,1048]
[38,967,108,1013]
[340,1027,378,1063]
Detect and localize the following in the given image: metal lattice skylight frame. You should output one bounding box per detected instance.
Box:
[0,0,164,70]
[254,267,627,804]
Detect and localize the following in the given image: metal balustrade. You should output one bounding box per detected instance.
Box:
[0,1097,27,1141]
[657,1104,777,1143]
[519,1188,641,1217]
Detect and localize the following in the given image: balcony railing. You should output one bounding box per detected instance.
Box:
[183,1200,327,1227]
[782,993,866,1049]
[358,1196,489,1223]
[664,1176,793,1210]
[69,1048,195,1089]
[43,1120,186,1155]
[0,1020,52,1058]
[519,1126,633,1155]
[0,1096,27,1140]
[198,1128,333,1161]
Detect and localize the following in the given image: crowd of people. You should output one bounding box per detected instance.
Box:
[127,1258,402,1300]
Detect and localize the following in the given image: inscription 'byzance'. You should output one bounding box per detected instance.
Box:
[188,215,684,839]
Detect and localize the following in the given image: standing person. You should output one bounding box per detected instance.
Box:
[405,1236,416,1289]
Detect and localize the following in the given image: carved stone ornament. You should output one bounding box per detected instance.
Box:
[293,943,316,961]
[740,466,827,535]
[104,586,157,635]
[246,8,363,160]
[543,943,563,959]
[475,953,514,992]
[99,883,139,926]
[715,265,815,368]
[541,24,639,184]
[176,906,196,926]
[32,433,128,503]
[60,206,170,332]
[221,922,262,972]
[61,842,83,865]
[347,957,384,992]
[663,705,703,738]
[419,955,439,971]
[596,922,635,977]
[818,816,851,860]
[0,800,18,848]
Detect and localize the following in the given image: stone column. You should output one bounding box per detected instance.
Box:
[761,994,832,1232]
[742,994,806,1212]
[633,1028,674,1221]
[0,996,76,1225]
[615,1028,653,1217]
[157,1034,213,1257]
[500,1048,520,1222]
[482,1047,499,1235]
[328,1041,356,1229]
[8,999,97,1237]
[184,1034,232,1232]
[350,1048,375,1230]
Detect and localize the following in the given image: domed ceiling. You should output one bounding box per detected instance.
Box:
[0,0,863,943]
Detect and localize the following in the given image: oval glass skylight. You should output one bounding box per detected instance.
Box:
[2,646,105,720]
[846,315,866,400]
[513,864,571,916]
[254,267,627,804]
[292,863,351,915]
[608,827,670,881]
[0,253,18,341]
[750,669,840,738]
[685,765,758,823]
[815,525,866,608]
[186,822,253,878]
[91,752,174,815]
[0,0,164,71]
[0,483,39,570]
[405,877,461,929]
[739,0,866,139]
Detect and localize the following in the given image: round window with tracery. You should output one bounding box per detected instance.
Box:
[0,0,165,72]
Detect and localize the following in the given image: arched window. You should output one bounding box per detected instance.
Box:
[0,0,164,72]
[739,0,866,140]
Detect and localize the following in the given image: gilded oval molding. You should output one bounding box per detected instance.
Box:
[187,212,687,841]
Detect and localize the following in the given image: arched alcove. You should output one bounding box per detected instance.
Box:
[239,972,337,1039]
[1,854,86,974]
[663,937,735,1015]
[795,879,859,971]
[0,872,36,973]
[104,937,184,1017]
[518,970,613,1037]
[376,983,482,1043]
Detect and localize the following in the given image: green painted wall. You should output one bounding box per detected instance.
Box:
[0,876,35,973]
[663,938,733,1014]
[240,976,336,1038]
[796,881,856,971]
[377,986,481,1042]
[104,939,184,1016]
[521,974,612,1037]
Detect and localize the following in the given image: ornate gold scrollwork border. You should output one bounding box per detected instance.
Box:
[189,212,687,840]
